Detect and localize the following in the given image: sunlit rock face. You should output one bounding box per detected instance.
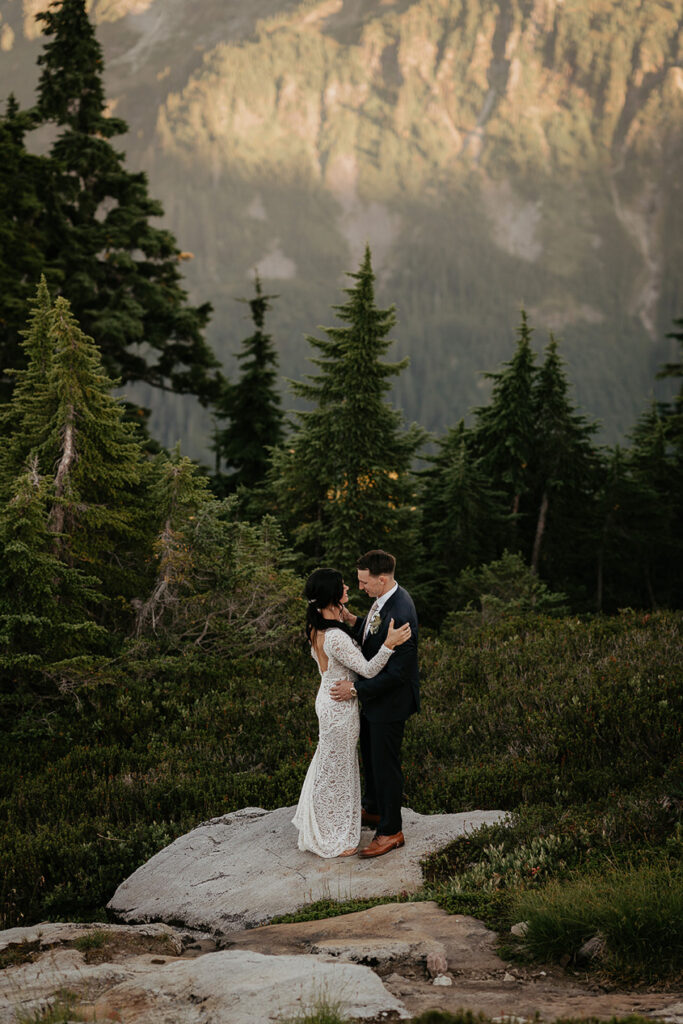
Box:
[1,0,680,458]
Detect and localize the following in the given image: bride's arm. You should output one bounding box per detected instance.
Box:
[323,628,392,678]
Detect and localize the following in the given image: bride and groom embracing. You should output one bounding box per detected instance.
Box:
[293,549,420,859]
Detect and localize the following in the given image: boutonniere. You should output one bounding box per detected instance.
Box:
[369,612,382,635]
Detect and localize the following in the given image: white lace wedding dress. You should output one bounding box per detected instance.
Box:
[292,628,393,858]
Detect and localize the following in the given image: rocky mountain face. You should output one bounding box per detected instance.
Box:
[1,0,681,457]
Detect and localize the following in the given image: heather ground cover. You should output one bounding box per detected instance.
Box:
[2,611,681,984]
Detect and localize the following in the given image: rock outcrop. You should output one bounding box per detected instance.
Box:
[0,925,407,1024]
[108,804,507,933]
[2,910,681,1024]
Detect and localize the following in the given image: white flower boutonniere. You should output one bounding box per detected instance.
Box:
[369,612,382,636]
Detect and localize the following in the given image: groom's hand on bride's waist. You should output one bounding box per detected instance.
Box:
[330,679,356,702]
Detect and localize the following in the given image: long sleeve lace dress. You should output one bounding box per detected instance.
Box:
[292,628,393,858]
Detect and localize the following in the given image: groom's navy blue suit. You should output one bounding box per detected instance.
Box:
[351,585,419,836]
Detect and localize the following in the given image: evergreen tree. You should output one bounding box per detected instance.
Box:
[0,97,58,401]
[270,245,423,574]
[34,0,220,403]
[657,323,683,502]
[656,322,683,603]
[136,449,301,654]
[1,283,151,626]
[529,335,599,578]
[658,319,683,424]
[450,550,568,630]
[0,461,107,687]
[419,420,505,616]
[0,275,53,479]
[594,446,657,612]
[472,310,538,550]
[212,275,283,495]
[626,401,680,606]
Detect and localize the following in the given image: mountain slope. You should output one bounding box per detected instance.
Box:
[1,0,681,457]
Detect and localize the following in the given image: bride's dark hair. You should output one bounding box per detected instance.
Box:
[305,568,354,644]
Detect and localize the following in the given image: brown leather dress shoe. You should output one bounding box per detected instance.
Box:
[361,809,381,827]
[358,831,405,858]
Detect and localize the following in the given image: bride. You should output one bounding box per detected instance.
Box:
[292,567,411,858]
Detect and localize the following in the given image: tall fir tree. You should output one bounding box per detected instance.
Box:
[472,310,538,551]
[1,283,152,627]
[625,401,680,606]
[33,0,221,403]
[594,446,658,612]
[0,462,108,688]
[0,97,58,401]
[529,335,599,580]
[656,321,683,603]
[211,275,283,496]
[658,323,683,514]
[658,319,683,426]
[136,449,301,654]
[270,245,423,575]
[0,275,53,474]
[418,420,505,617]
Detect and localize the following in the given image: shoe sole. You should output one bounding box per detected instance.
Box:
[358,838,405,858]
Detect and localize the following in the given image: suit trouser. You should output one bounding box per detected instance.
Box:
[360,714,406,836]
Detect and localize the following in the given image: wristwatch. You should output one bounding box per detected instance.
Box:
[350,685,357,697]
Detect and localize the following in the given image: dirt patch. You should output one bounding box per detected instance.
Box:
[0,940,42,970]
[223,901,683,1022]
[73,929,178,964]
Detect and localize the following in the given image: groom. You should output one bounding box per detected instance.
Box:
[330,549,419,858]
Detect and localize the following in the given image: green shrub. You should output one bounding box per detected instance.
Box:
[278,995,348,1024]
[514,859,683,984]
[1,611,681,929]
[449,550,569,628]
[72,929,107,952]
[411,1016,656,1024]
[411,1013,490,1024]
[407,611,682,809]
[15,994,85,1024]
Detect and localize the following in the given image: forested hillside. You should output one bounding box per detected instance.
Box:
[0,0,680,458]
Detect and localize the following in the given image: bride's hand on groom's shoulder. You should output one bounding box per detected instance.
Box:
[385,618,411,649]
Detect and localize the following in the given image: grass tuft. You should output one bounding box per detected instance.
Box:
[278,993,348,1024]
[15,991,85,1024]
[73,928,107,952]
[514,858,683,984]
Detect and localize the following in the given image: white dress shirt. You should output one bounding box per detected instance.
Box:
[362,582,399,640]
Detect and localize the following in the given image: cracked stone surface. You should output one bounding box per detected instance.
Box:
[221,902,683,1023]
[0,921,182,955]
[2,906,681,1023]
[0,945,408,1024]
[108,804,507,933]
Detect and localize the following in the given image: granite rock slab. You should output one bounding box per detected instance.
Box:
[108,805,507,933]
[0,945,408,1024]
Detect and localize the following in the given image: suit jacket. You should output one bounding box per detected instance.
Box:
[351,585,420,723]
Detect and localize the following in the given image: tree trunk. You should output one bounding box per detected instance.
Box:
[596,514,611,613]
[509,492,521,546]
[644,563,657,609]
[49,405,75,542]
[531,490,549,574]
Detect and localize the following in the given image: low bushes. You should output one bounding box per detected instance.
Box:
[407,611,682,809]
[514,858,683,984]
[1,611,681,938]
[421,792,683,980]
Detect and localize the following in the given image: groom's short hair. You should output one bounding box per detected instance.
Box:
[357,549,396,577]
